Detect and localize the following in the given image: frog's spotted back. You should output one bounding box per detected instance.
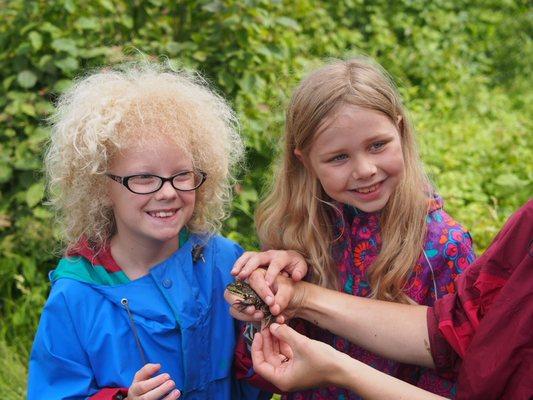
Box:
[226,280,274,327]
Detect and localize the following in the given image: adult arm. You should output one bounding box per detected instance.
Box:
[294,281,435,368]
[252,323,447,400]
[228,269,434,368]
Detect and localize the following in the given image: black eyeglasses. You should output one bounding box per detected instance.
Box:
[106,170,207,194]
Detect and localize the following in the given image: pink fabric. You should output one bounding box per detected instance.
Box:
[89,387,128,400]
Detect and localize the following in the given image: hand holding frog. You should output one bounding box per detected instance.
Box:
[232,250,307,297]
[228,250,308,319]
[225,268,307,324]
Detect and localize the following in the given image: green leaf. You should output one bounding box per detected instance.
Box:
[494,173,527,188]
[203,2,223,13]
[79,47,110,59]
[99,0,115,12]
[17,71,38,89]
[28,31,42,51]
[51,38,78,55]
[53,79,73,93]
[33,207,53,220]
[38,54,54,69]
[193,51,207,61]
[26,182,45,208]
[35,100,56,116]
[166,42,181,56]
[29,127,50,145]
[55,57,79,73]
[120,15,133,29]
[20,103,36,117]
[3,75,16,90]
[0,163,12,183]
[76,17,100,31]
[40,22,61,36]
[63,0,76,13]
[276,17,300,30]
[4,128,16,138]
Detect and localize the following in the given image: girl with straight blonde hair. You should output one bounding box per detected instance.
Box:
[230,57,475,399]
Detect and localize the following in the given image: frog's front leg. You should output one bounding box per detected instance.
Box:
[232,298,256,313]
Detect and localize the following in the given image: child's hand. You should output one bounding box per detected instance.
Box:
[225,268,305,324]
[231,250,307,285]
[127,363,180,400]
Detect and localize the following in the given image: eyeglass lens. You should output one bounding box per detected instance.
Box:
[128,172,201,193]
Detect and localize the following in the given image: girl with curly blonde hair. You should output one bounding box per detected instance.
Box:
[28,63,266,400]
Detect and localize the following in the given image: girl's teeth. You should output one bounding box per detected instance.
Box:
[150,211,176,218]
[356,184,378,193]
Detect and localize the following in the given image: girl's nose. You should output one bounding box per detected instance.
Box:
[352,158,377,180]
[154,180,179,200]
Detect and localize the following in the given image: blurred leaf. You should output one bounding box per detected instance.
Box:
[76,17,100,31]
[53,79,73,93]
[276,17,300,30]
[28,31,42,51]
[494,173,528,188]
[55,57,79,73]
[26,182,45,208]
[17,71,37,89]
[51,38,78,55]
[99,0,115,12]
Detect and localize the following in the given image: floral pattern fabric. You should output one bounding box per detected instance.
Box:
[283,196,475,400]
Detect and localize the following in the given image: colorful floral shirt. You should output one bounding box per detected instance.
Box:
[284,196,475,400]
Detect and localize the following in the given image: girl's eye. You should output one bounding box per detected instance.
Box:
[129,175,158,185]
[369,141,386,152]
[328,154,348,162]
[173,171,193,182]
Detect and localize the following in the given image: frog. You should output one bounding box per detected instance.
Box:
[226,280,274,327]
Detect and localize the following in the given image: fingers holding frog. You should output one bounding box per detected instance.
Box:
[231,250,308,285]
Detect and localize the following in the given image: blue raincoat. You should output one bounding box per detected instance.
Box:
[28,234,266,400]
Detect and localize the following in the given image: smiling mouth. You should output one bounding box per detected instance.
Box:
[353,182,381,194]
[147,210,178,218]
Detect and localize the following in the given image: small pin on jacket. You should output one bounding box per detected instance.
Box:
[192,244,205,263]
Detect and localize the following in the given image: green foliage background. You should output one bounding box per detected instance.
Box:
[0,0,531,397]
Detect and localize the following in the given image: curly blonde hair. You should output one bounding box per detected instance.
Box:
[45,62,243,252]
[256,57,431,303]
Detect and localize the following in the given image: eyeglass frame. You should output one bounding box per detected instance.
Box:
[105,170,207,195]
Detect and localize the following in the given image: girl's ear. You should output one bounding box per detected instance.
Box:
[396,115,404,134]
[294,148,304,163]
[294,148,316,178]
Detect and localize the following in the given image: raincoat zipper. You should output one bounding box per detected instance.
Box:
[121,298,148,366]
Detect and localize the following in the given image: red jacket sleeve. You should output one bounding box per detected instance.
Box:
[89,388,128,400]
[427,200,533,399]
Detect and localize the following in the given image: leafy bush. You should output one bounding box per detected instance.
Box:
[0,0,531,397]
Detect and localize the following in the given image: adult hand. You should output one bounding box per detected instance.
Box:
[251,323,341,392]
[224,268,306,323]
[224,284,265,322]
[126,363,180,400]
[232,250,308,284]
[247,268,306,322]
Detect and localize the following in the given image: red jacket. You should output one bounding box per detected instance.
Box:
[428,200,533,399]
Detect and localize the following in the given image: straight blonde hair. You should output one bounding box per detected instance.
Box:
[256,58,431,303]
